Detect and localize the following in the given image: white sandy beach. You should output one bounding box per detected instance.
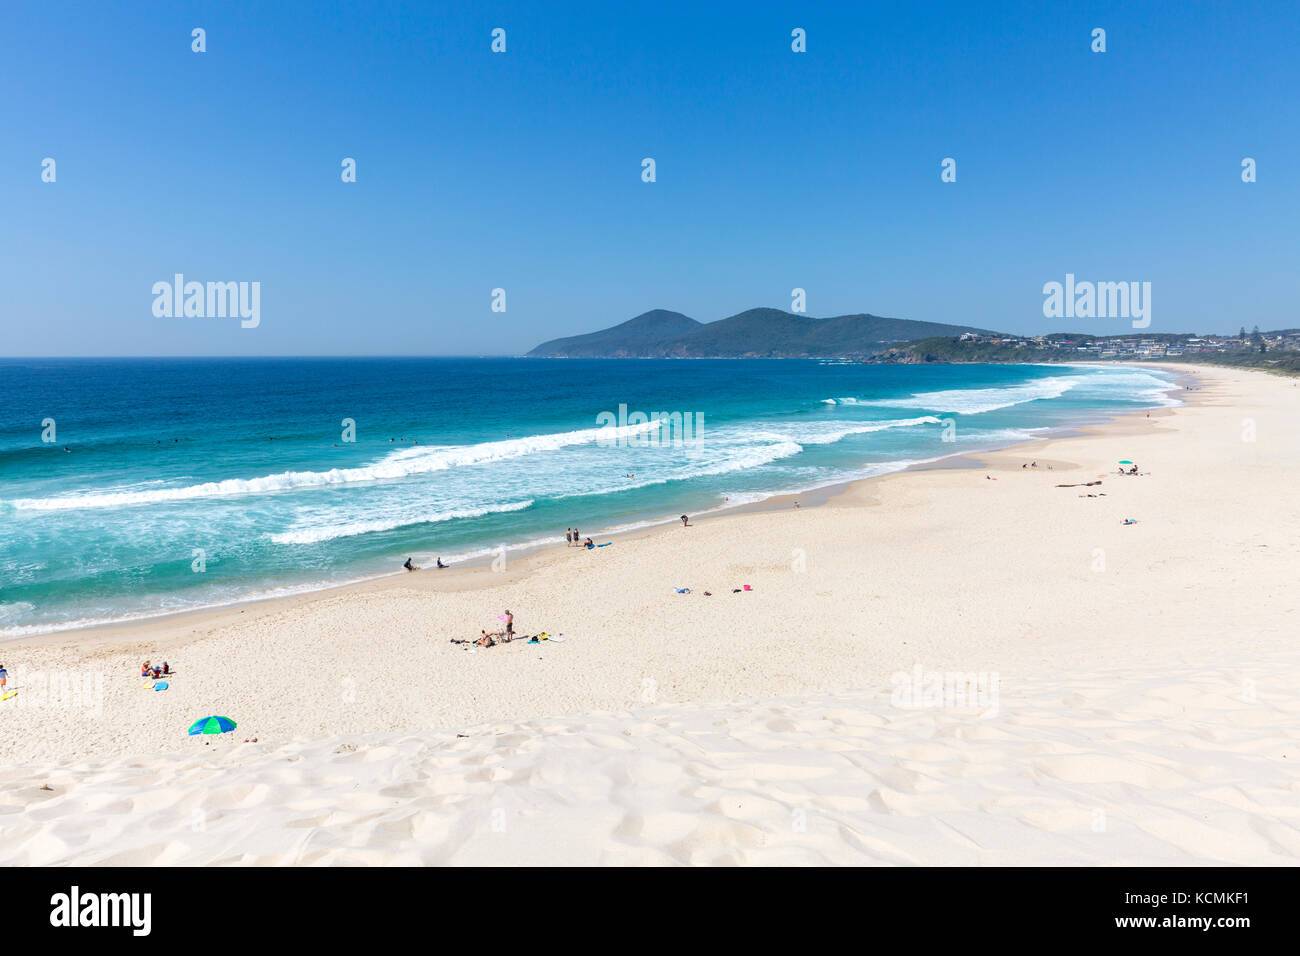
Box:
[2,364,1299,865]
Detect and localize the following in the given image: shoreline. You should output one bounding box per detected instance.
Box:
[1,363,1197,647]
[4,363,1264,765]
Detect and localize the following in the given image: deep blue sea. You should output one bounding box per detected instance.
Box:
[0,358,1177,635]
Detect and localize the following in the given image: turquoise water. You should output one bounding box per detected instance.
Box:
[0,358,1177,635]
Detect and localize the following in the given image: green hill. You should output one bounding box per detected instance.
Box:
[525,310,702,358]
[527,307,994,358]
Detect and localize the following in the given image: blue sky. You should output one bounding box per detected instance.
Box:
[3,0,1297,355]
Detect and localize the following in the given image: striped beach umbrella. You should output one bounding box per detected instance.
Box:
[188,715,237,736]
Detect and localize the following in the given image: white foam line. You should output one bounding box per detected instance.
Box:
[270,499,535,545]
[0,572,393,641]
[7,420,667,513]
[868,376,1084,415]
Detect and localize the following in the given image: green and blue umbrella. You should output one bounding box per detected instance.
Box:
[188,715,237,736]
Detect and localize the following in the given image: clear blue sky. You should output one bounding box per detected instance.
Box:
[3,0,1297,355]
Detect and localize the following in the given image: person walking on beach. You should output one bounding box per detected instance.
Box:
[0,663,6,691]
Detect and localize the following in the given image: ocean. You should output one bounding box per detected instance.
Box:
[0,358,1178,636]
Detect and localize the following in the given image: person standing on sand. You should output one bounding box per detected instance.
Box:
[573,526,580,545]
[0,663,7,690]
[503,610,514,642]
[680,514,689,526]
[565,528,573,547]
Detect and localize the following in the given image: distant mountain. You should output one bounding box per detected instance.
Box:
[526,307,995,358]
[525,309,703,358]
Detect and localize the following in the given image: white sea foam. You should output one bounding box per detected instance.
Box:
[7,420,665,513]
[0,602,37,626]
[761,416,942,445]
[270,500,536,545]
[1066,368,1181,407]
[0,578,387,640]
[868,376,1084,415]
[554,438,807,500]
[956,426,1051,443]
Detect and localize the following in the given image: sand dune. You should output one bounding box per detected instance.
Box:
[2,652,1297,866]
